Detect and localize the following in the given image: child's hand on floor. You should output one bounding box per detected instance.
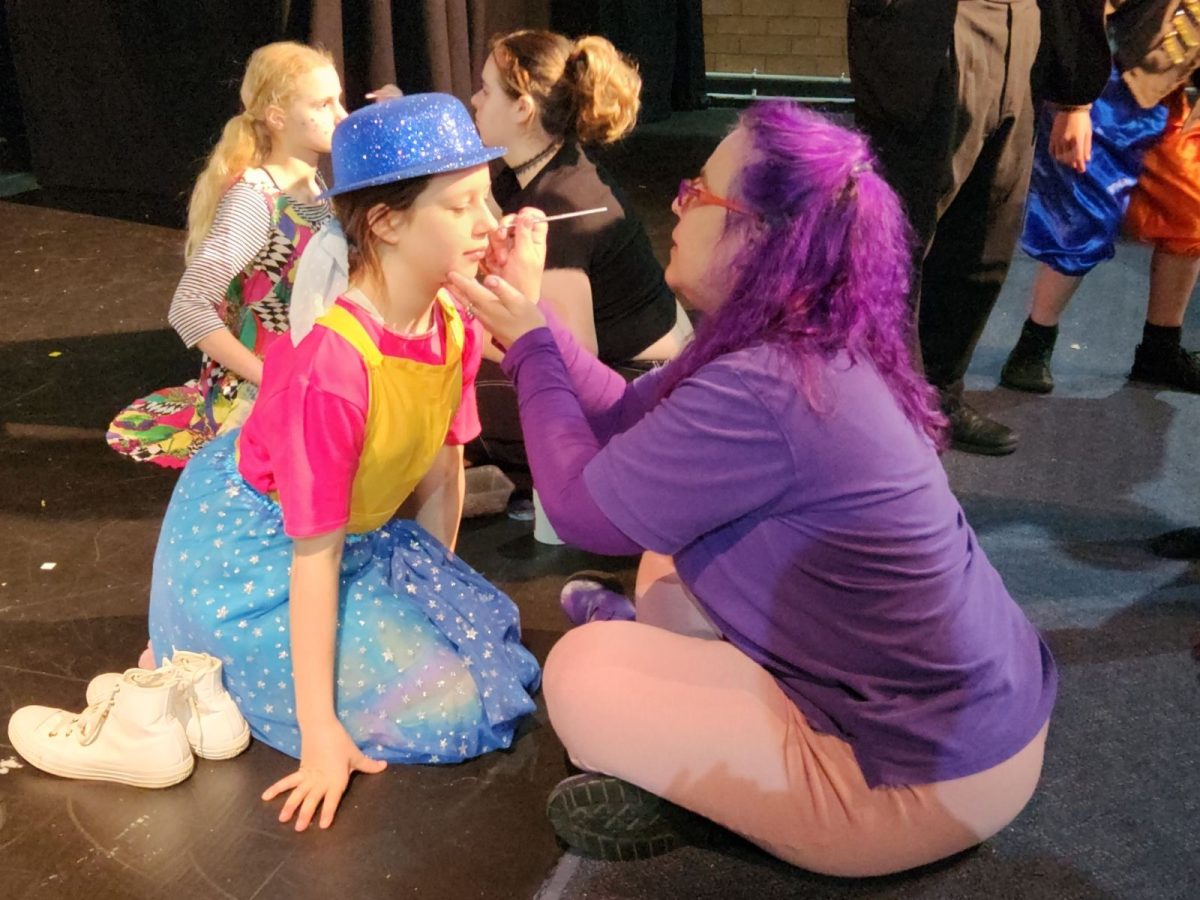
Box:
[262,720,387,831]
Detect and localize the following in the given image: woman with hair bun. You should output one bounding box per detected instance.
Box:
[472,29,692,366]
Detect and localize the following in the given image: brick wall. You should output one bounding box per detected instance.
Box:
[703,0,848,78]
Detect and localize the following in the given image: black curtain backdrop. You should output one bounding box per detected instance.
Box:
[551,0,707,122]
[6,0,547,200]
[376,0,549,104]
[7,1,282,198]
[0,1,29,169]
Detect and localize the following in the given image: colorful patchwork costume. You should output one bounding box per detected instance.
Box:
[108,169,329,467]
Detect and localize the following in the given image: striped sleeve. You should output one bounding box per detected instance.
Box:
[167,181,273,348]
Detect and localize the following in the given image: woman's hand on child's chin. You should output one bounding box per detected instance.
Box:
[483,208,548,302]
[261,721,386,832]
[446,271,546,350]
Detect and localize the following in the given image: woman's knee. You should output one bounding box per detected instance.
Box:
[545,623,615,706]
[543,622,636,753]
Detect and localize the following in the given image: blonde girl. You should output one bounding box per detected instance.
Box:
[107,41,345,467]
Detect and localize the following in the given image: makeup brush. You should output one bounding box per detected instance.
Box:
[498,207,608,233]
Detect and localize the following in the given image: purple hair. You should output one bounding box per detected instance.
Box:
[659,101,947,448]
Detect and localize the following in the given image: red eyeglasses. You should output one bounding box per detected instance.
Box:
[675,177,756,217]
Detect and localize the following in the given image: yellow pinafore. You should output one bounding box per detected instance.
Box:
[315,293,465,534]
[152,290,539,765]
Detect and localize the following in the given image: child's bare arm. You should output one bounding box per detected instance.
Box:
[261,528,386,831]
[409,444,466,550]
[195,329,266,384]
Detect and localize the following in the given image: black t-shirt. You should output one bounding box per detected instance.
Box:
[490,141,677,365]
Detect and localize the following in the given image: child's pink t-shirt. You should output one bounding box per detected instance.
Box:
[237,297,482,538]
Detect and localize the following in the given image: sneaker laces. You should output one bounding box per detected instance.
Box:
[159,654,217,715]
[46,692,118,747]
[147,661,206,739]
[129,667,205,742]
[162,650,217,683]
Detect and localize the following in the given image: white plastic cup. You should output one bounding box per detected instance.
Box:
[532,489,563,545]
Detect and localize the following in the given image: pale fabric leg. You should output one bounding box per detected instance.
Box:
[544,609,1048,876]
[633,551,723,639]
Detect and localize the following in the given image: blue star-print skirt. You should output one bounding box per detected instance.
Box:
[148,431,540,763]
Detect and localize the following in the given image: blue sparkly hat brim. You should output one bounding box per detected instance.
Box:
[316,145,506,201]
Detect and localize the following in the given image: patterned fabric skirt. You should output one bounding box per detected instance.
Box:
[107,373,256,469]
[147,431,541,762]
[1021,69,1168,276]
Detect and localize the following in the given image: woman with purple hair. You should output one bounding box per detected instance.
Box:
[448,101,1055,876]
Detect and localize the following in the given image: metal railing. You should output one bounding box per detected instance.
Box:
[706,69,852,105]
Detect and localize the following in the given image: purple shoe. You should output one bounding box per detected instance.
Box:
[560,571,636,626]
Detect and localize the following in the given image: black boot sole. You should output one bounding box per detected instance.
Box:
[1128,372,1200,394]
[950,436,1018,457]
[546,774,686,861]
[999,372,1053,394]
[1148,527,1200,560]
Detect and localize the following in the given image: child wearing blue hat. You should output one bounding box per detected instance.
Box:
[143,93,541,829]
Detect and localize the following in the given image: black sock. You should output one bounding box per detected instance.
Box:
[1141,322,1182,353]
[1022,317,1058,346]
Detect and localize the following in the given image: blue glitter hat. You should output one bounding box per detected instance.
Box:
[318,93,505,199]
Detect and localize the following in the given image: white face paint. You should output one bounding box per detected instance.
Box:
[279,65,347,156]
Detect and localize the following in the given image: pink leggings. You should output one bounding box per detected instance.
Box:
[543,553,1049,877]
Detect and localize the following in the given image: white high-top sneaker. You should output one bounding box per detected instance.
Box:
[87,651,250,760]
[8,668,194,788]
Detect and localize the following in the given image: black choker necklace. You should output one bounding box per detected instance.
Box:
[510,139,562,176]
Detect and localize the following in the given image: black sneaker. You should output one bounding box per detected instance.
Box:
[1000,329,1055,394]
[1148,526,1200,560]
[1129,343,1200,393]
[546,773,698,861]
[945,401,1019,456]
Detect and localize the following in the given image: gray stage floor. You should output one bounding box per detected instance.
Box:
[1,108,1198,899]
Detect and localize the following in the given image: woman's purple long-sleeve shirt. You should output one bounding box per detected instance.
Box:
[501,322,1056,789]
